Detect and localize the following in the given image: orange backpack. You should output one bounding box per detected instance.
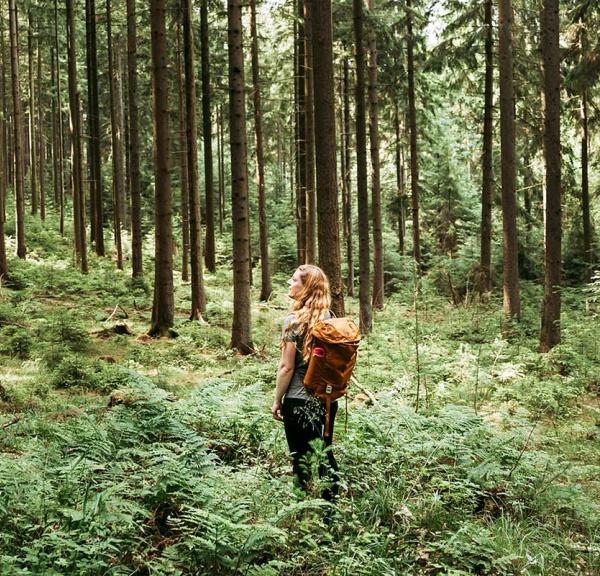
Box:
[303,317,361,437]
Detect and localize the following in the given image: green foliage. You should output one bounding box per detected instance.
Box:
[0,326,32,359]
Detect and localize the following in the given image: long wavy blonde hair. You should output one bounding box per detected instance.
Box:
[283,264,331,363]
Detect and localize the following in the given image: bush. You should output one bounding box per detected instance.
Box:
[42,312,90,352]
[0,326,32,359]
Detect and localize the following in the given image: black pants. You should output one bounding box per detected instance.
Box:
[281,397,339,500]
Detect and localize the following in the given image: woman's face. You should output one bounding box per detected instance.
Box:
[287,269,303,300]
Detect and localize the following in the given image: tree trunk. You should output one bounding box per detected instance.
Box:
[310,0,344,317]
[28,11,37,216]
[0,27,6,279]
[394,98,405,255]
[498,0,520,320]
[367,0,384,309]
[228,0,254,353]
[539,0,561,352]
[9,0,26,259]
[217,103,225,234]
[37,41,45,220]
[66,0,88,271]
[107,0,124,270]
[54,0,65,236]
[51,48,59,212]
[353,0,371,331]
[479,0,493,294]
[342,57,354,296]
[304,0,316,263]
[250,0,272,301]
[0,18,8,204]
[580,91,592,278]
[86,0,105,254]
[127,0,142,278]
[149,0,174,337]
[199,0,216,273]
[176,17,190,282]
[183,0,206,319]
[295,0,307,265]
[407,0,420,267]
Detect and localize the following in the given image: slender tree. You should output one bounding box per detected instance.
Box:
[304,0,316,263]
[28,11,37,216]
[310,0,344,316]
[9,0,26,259]
[342,56,354,296]
[250,0,272,301]
[394,98,405,255]
[367,0,384,309]
[176,16,190,282]
[200,0,216,272]
[539,0,561,352]
[183,0,206,319]
[228,0,254,352]
[127,0,142,278]
[149,0,174,336]
[0,29,6,280]
[479,0,494,293]
[295,0,307,264]
[498,0,520,320]
[107,0,124,270]
[406,0,421,267]
[54,0,65,235]
[217,102,225,233]
[86,0,105,254]
[354,0,371,331]
[37,41,45,220]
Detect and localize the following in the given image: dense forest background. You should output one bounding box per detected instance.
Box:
[0,0,599,574]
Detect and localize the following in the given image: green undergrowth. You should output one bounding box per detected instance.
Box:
[0,228,599,574]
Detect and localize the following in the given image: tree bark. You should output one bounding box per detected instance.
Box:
[28,11,37,216]
[353,0,371,331]
[394,98,405,255]
[250,0,272,301]
[54,0,65,235]
[37,41,45,220]
[127,0,142,278]
[149,0,174,336]
[407,0,421,267]
[9,0,26,259]
[86,0,105,254]
[176,17,190,282]
[539,0,561,352]
[304,0,316,263]
[342,56,354,296]
[310,0,344,317]
[295,0,307,265]
[0,26,6,279]
[580,91,592,278]
[479,0,493,294]
[107,0,124,270]
[217,103,225,234]
[201,0,216,273]
[498,0,520,320]
[367,0,384,309]
[183,0,206,319]
[228,0,254,353]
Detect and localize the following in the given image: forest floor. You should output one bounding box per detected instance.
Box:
[0,227,599,575]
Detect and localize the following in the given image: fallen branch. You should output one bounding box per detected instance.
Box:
[351,376,378,405]
[1,416,21,431]
[107,304,129,322]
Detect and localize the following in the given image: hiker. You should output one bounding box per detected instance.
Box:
[271,264,339,500]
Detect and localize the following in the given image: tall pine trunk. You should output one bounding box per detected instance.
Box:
[176,18,190,282]
[107,0,124,270]
[367,0,384,309]
[295,0,307,265]
[28,11,37,216]
[127,0,142,278]
[54,0,65,235]
[394,98,405,255]
[250,0,272,301]
[9,0,26,258]
[304,0,316,263]
[342,56,354,296]
[310,0,344,316]
[407,0,420,267]
[217,103,225,234]
[183,0,206,319]
[201,0,216,273]
[479,0,493,293]
[539,0,561,352]
[149,0,174,336]
[580,90,592,277]
[86,0,105,254]
[37,42,45,220]
[228,0,254,353]
[353,0,371,331]
[498,0,520,320]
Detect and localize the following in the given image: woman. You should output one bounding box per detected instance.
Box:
[271,264,339,500]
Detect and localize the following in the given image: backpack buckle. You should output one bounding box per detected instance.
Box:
[325,384,332,394]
